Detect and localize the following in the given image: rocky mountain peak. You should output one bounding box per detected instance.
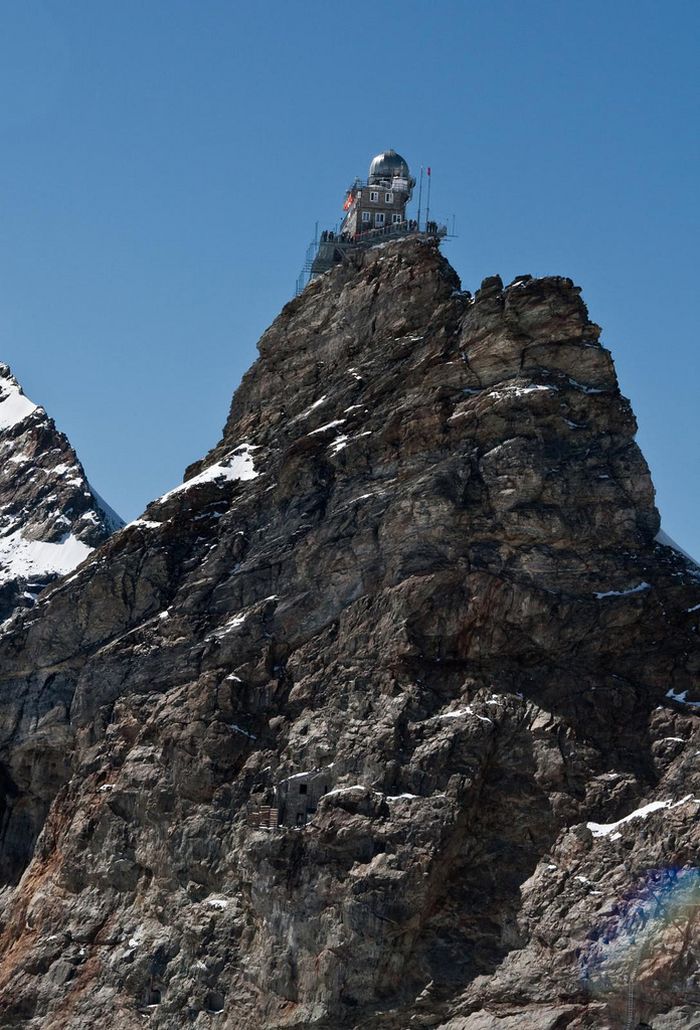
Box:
[0,362,122,622]
[0,240,696,1029]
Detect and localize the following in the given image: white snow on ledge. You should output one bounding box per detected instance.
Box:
[158,444,259,502]
[300,395,328,418]
[666,687,700,709]
[206,897,229,910]
[309,419,345,436]
[594,582,650,599]
[587,795,699,839]
[435,706,493,724]
[0,530,92,586]
[489,383,557,401]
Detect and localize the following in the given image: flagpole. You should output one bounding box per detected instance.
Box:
[425,168,432,230]
[417,167,424,232]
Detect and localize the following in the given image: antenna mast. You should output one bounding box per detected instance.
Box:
[416,167,424,231]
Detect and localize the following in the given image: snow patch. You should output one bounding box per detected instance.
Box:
[208,613,247,639]
[301,395,328,417]
[490,383,557,401]
[567,377,605,395]
[159,444,258,501]
[329,435,349,454]
[206,897,229,910]
[666,687,700,709]
[0,530,92,586]
[330,430,372,454]
[280,770,317,783]
[594,582,650,599]
[309,419,345,435]
[436,707,493,724]
[0,374,38,430]
[324,785,365,798]
[587,795,698,839]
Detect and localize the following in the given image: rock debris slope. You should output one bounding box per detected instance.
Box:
[0,363,122,623]
[0,239,697,1029]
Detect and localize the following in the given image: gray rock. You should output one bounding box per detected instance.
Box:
[0,239,696,1029]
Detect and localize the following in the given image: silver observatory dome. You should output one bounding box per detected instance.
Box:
[368,149,410,184]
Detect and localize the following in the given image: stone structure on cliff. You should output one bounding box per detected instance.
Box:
[0,240,697,1029]
[302,149,446,289]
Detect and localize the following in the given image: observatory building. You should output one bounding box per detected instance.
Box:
[341,149,415,238]
[297,149,447,291]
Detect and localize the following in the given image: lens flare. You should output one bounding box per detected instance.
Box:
[580,867,700,1026]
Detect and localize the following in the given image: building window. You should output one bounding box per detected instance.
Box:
[369,191,379,202]
[299,783,308,795]
[392,213,403,224]
[375,212,385,226]
[385,192,393,203]
[361,211,371,223]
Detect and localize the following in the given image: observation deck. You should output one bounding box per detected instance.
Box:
[296,220,448,295]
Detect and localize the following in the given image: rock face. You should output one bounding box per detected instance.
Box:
[0,239,697,1030]
[0,363,122,623]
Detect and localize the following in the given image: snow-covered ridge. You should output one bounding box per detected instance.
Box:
[0,365,39,431]
[158,443,259,502]
[0,363,123,619]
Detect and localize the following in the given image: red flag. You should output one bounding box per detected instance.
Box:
[427,167,431,176]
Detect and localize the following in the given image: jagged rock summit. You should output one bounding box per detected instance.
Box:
[0,239,697,1029]
[0,363,122,622]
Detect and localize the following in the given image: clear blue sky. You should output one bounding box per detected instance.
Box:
[1,1,698,555]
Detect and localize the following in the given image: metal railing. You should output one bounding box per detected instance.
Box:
[296,219,450,295]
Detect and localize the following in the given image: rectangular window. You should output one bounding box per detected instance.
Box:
[299,783,308,795]
[369,191,379,202]
[385,192,393,203]
[375,212,385,226]
[361,211,371,223]
[392,213,402,224]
